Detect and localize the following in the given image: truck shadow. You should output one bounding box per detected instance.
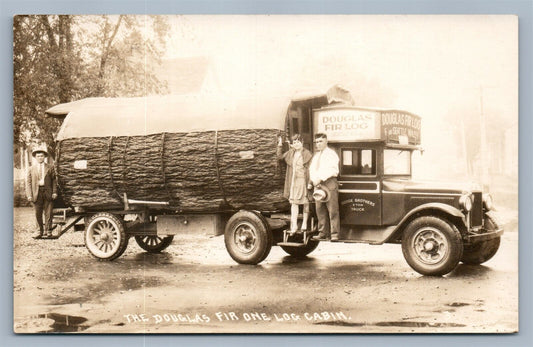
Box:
[447,264,492,278]
[132,252,175,264]
[279,255,319,265]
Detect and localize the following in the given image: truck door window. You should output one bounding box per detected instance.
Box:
[384,149,411,175]
[341,149,376,176]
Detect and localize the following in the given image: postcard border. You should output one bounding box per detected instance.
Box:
[2,1,531,346]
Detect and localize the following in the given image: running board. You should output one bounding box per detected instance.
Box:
[277,227,318,247]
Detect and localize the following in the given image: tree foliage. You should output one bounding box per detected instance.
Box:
[13,15,170,154]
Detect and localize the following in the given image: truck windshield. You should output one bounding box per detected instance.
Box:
[384,149,411,175]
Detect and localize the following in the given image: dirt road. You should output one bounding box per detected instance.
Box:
[13,207,518,333]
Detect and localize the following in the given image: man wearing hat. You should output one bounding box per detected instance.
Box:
[309,133,340,241]
[25,145,57,239]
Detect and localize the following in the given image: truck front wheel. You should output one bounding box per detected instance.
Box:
[401,216,463,276]
[224,210,272,265]
[461,214,501,265]
[461,237,500,265]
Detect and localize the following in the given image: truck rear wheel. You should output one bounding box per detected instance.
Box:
[280,240,319,257]
[135,235,174,253]
[224,211,272,265]
[84,212,129,261]
[461,214,501,265]
[401,216,463,276]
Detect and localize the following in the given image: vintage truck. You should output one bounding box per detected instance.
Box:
[44,85,503,276]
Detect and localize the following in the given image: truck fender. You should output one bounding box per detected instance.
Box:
[384,203,466,243]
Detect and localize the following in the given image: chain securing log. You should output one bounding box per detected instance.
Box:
[214,130,232,210]
[107,136,122,201]
[160,132,178,207]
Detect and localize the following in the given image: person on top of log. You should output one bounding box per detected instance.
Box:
[25,145,57,239]
[309,133,340,242]
[277,134,313,236]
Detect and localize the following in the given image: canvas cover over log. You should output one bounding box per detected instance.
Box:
[46,87,352,212]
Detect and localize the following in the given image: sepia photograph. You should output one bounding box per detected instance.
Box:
[12,14,518,334]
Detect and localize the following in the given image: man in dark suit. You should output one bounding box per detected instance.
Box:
[25,146,57,239]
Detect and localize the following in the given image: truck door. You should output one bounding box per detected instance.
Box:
[335,145,382,225]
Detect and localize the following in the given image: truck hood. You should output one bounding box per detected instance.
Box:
[382,178,480,194]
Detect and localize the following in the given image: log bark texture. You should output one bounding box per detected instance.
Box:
[56,129,289,212]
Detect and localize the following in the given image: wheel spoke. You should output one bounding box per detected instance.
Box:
[93,224,103,233]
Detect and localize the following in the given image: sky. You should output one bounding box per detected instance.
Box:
[161,15,518,181]
[164,15,517,121]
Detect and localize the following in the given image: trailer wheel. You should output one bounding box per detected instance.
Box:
[224,211,272,265]
[135,235,174,253]
[84,212,129,261]
[461,215,501,265]
[401,216,463,276]
[281,240,319,258]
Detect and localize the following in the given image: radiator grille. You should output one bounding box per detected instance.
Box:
[471,192,483,227]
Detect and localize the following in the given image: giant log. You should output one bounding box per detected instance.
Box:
[56,129,286,211]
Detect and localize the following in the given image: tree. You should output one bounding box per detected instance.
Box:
[13,15,170,155]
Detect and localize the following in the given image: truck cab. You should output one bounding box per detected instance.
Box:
[282,99,503,276]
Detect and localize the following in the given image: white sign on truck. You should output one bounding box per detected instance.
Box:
[314,107,381,142]
[314,106,421,145]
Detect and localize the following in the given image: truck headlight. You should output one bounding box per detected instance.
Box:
[459,194,473,212]
[483,193,493,210]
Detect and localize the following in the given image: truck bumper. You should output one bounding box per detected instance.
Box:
[467,228,504,242]
[466,211,504,243]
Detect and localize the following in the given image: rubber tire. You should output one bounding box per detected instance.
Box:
[401,216,463,276]
[84,212,129,261]
[461,215,501,265]
[224,210,272,265]
[280,240,320,258]
[135,235,174,253]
